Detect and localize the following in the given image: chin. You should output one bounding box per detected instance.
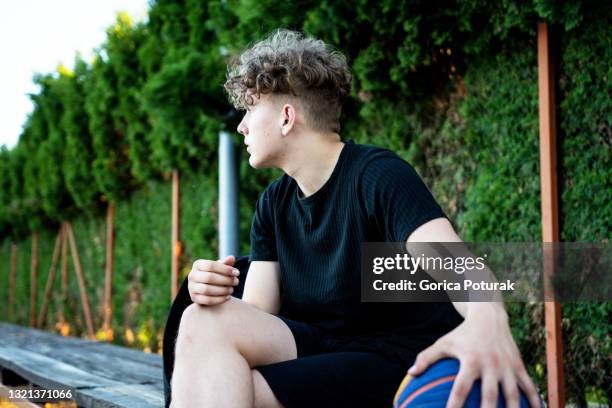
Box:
[249,156,274,169]
[248,156,264,169]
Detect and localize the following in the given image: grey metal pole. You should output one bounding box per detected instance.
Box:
[218,131,239,259]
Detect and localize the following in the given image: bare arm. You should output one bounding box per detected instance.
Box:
[241,261,282,315]
[406,217,485,317]
[406,217,541,408]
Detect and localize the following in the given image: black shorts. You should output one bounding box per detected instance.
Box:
[255,315,413,408]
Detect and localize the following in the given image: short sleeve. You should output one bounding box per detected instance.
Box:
[250,188,278,261]
[360,155,447,242]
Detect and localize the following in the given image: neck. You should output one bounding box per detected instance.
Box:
[281,133,344,198]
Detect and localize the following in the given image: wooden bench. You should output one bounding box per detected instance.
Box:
[0,322,164,407]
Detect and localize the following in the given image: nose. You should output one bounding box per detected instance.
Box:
[237,118,248,136]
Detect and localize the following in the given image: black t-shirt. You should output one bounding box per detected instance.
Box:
[250,140,463,356]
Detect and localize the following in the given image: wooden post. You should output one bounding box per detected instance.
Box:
[60,222,69,322]
[171,169,181,301]
[102,202,115,341]
[38,225,64,328]
[65,222,96,339]
[30,231,39,327]
[8,243,17,321]
[537,21,565,408]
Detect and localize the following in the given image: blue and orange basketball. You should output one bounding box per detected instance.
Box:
[393,359,533,408]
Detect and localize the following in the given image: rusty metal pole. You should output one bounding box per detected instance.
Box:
[30,231,39,327]
[103,202,115,341]
[537,21,565,408]
[171,169,181,301]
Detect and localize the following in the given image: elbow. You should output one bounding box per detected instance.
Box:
[242,297,280,315]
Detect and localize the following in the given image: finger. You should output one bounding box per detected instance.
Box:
[501,373,521,408]
[480,370,499,408]
[191,294,232,306]
[446,364,478,408]
[408,340,451,375]
[220,255,236,266]
[191,282,234,297]
[516,368,541,408]
[194,259,239,276]
[192,270,239,287]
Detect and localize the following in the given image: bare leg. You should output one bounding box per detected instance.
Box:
[171,298,296,407]
[252,369,285,408]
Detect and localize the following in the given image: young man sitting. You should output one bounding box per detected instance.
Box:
[169,28,541,408]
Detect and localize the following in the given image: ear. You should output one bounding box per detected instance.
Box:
[280,103,296,136]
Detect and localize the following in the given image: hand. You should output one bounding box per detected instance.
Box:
[408,304,541,408]
[188,255,240,306]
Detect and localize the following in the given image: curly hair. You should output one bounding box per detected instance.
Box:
[224,28,352,133]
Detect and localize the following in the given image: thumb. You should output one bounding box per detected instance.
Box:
[408,341,449,376]
[219,255,235,266]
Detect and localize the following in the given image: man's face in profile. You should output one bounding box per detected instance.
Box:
[237,93,291,169]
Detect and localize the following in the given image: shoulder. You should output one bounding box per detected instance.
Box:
[348,142,416,180]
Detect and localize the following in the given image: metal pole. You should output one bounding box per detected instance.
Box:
[218,131,239,259]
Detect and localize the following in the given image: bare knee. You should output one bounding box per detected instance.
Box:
[252,369,284,408]
[176,302,231,349]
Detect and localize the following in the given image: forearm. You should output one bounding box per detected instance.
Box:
[242,290,281,315]
[454,300,507,320]
[452,262,507,318]
[241,260,282,314]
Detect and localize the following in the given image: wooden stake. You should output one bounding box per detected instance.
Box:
[60,222,69,323]
[65,222,95,339]
[102,202,115,340]
[8,243,17,321]
[537,21,565,408]
[171,169,181,301]
[29,231,39,327]
[38,225,64,328]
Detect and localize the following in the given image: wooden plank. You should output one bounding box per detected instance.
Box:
[47,348,162,384]
[0,347,162,408]
[65,222,96,339]
[30,231,39,327]
[103,202,115,341]
[38,225,64,328]
[0,323,164,408]
[0,323,162,368]
[81,342,163,368]
[1,322,90,349]
[0,339,163,385]
[0,346,120,389]
[77,383,164,408]
[537,21,565,408]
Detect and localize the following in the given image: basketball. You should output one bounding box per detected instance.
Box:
[393,358,533,408]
